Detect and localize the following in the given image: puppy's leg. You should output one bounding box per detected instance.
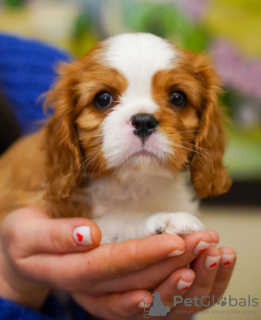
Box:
[94,212,204,243]
[142,212,204,236]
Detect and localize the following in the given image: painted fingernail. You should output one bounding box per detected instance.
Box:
[221,253,235,267]
[167,249,185,257]
[177,279,193,291]
[138,296,153,309]
[205,255,220,271]
[73,226,92,245]
[194,241,211,254]
[138,301,145,309]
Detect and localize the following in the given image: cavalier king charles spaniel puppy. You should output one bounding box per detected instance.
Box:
[0,33,231,243]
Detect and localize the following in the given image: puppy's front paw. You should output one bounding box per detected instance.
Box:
[145,212,204,235]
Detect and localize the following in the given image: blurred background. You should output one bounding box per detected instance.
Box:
[0,0,260,319]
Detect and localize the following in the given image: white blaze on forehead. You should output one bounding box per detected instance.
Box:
[102,33,177,110]
[101,34,177,167]
[103,33,176,74]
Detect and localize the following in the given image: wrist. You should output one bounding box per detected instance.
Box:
[0,254,50,309]
[0,277,50,310]
[0,272,50,310]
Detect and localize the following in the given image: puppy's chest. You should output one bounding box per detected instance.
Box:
[83,173,198,218]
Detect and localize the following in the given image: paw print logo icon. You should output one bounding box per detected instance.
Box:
[217,296,227,307]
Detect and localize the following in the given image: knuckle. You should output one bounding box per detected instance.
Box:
[49,224,76,253]
[49,227,65,253]
[107,245,123,276]
[129,240,139,271]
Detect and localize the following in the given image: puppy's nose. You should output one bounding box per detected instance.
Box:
[131,113,158,139]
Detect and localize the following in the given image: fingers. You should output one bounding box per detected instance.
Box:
[209,247,236,301]
[96,229,214,293]
[94,233,185,276]
[172,245,221,318]
[154,268,196,307]
[73,246,235,320]
[73,290,152,320]
[1,208,101,257]
[205,228,219,244]
[15,233,185,291]
[73,247,235,320]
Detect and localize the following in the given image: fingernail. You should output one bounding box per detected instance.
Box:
[138,301,147,309]
[177,279,193,291]
[73,226,92,245]
[194,241,211,254]
[205,255,220,271]
[221,253,235,267]
[167,249,185,257]
[138,298,152,309]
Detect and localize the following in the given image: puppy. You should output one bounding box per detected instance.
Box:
[0,33,231,243]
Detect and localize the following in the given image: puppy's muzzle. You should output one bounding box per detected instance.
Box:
[131,113,158,140]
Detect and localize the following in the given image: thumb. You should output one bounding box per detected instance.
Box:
[1,207,101,256]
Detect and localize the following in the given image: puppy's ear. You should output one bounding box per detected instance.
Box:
[44,62,83,201]
[189,53,231,198]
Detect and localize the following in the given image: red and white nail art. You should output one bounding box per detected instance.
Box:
[167,249,185,257]
[205,255,220,271]
[177,279,193,291]
[73,226,92,245]
[194,241,211,254]
[221,253,235,267]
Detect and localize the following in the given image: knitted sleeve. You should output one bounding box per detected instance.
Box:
[0,33,72,134]
[0,294,94,320]
[0,296,66,320]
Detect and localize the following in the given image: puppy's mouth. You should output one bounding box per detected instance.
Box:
[130,149,157,158]
[124,146,165,165]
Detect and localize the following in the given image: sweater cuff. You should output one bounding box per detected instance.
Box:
[0,295,66,320]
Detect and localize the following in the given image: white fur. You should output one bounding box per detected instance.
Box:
[101,33,177,168]
[103,33,177,99]
[85,171,201,243]
[101,101,172,168]
[85,33,203,242]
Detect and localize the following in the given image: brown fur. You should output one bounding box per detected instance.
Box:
[0,41,231,222]
[152,51,231,197]
[186,52,232,197]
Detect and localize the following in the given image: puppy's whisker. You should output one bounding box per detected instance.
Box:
[176,154,190,177]
[167,151,189,176]
[77,156,92,174]
[183,141,219,157]
[175,143,214,165]
[175,144,204,158]
[187,159,203,179]
[180,143,214,178]
[90,152,102,181]
[80,151,100,180]
[98,158,109,178]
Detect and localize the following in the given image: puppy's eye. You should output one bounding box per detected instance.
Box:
[94,92,114,109]
[170,91,187,109]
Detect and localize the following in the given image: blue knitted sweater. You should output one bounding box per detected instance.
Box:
[0,33,72,134]
[0,295,89,320]
[0,33,90,320]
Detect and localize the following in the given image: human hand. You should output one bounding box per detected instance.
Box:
[0,206,235,320]
[162,245,236,319]
[0,207,101,309]
[73,230,235,320]
[0,207,185,310]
